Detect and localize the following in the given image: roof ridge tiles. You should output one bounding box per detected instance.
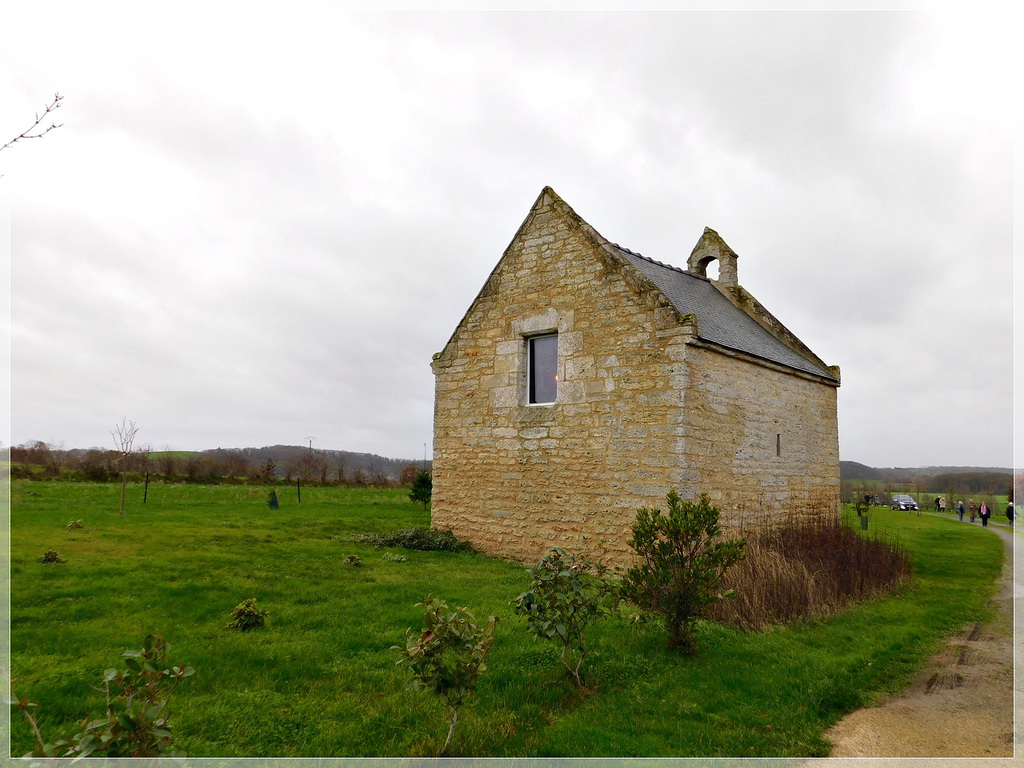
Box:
[612,243,701,279]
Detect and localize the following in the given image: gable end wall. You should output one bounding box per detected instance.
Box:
[431,195,696,565]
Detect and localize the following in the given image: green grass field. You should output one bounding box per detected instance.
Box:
[8,481,1005,757]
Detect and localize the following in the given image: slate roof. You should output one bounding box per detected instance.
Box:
[611,244,837,382]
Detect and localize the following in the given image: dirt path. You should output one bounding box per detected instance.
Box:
[804,519,1017,766]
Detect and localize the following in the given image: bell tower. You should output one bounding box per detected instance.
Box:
[687,226,738,290]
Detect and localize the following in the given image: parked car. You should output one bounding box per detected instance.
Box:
[891,493,919,511]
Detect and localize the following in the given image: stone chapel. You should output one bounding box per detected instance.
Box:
[430,187,840,565]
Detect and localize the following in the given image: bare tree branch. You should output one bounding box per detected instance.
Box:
[1,93,64,153]
[112,417,140,516]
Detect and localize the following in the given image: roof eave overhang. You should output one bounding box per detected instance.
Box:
[688,336,841,387]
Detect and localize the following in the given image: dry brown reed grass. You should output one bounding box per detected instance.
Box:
[708,509,911,631]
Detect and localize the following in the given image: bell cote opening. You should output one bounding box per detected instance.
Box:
[687,226,738,290]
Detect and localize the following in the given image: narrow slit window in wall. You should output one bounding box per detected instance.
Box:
[528,334,558,404]
[776,433,782,457]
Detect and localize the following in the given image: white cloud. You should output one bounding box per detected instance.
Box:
[2,7,1014,466]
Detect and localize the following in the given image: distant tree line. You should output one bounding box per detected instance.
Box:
[8,440,429,489]
[840,470,1012,504]
[927,472,1013,496]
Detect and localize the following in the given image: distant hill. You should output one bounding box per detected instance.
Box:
[841,462,1013,482]
[200,445,424,481]
[838,461,885,481]
[62,444,427,482]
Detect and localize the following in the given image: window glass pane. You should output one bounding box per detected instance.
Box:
[529,335,557,404]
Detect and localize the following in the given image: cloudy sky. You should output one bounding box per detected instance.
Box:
[1,4,1016,469]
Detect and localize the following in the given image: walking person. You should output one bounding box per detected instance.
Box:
[957,500,965,522]
[1007,501,1015,527]
[979,500,990,527]
[969,499,977,523]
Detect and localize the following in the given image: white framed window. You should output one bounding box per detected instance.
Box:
[527,334,558,404]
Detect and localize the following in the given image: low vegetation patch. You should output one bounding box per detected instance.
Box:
[8,482,1004,758]
[13,633,194,758]
[709,511,912,630]
[356,526,469,552]
[225,598,269,631]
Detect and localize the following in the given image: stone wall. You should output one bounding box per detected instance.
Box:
[681,342,841,534]
[431,191,840,568]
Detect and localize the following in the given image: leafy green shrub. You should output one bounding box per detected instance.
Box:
[381,552,409,563]
[82,463,111,482]
[622,490,746,654]
[357,527,469,552]
[11,633,194,758]
[394,598,497,755]
[512,547,619,688]
[226,598,269,631]
[409,469,432,509]
[343,554,362,566]
[40,550,65,564]
[66,520,84,530]
[9,462,34,479]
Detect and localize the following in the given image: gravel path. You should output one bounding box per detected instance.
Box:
[802,517,1018,766]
